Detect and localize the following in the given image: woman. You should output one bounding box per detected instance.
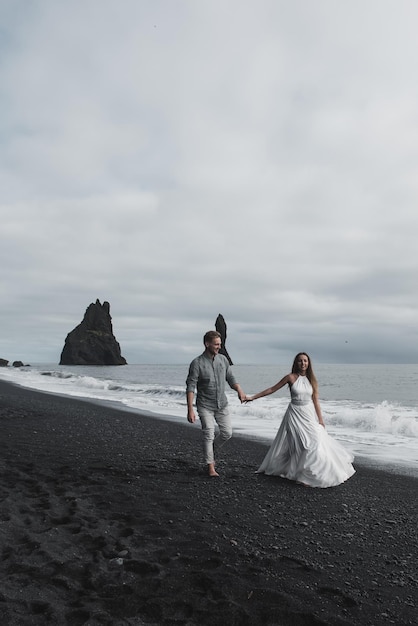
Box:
[245,353,355,488]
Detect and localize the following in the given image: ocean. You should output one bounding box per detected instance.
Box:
[1,363,417,477]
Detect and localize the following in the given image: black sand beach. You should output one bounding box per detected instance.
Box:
[0,380,416,625]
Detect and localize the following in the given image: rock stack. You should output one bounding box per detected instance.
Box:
[215,314,233,365]
[60,300,127,366]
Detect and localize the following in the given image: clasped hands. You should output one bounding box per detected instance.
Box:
[239,393,254,404]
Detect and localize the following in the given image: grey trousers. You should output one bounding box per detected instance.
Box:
[197,406,232,464]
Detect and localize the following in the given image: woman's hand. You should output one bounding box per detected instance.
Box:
[243,395,254,403]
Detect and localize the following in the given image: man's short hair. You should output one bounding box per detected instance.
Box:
[203,330,221,345]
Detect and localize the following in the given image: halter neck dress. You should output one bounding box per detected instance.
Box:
[257,375,355,488]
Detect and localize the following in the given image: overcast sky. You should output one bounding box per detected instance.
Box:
[1,0,418,366]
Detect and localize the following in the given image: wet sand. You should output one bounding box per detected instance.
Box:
[0,379,416,625]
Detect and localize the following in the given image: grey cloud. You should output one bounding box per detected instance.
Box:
[1,1,418,365]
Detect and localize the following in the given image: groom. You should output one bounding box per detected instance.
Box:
[186,330,246,477]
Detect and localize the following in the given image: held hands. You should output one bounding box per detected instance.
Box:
[238,390,254,404]
[237,389,247,403]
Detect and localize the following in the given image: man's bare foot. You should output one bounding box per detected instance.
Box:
[208,463,219,477]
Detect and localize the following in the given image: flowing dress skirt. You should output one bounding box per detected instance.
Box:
[257,400,355,488]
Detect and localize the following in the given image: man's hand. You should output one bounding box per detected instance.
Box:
[237,388,246,403]
[186,391,196,423]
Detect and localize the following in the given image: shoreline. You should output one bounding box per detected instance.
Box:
[0,379,417,625]
[3,374,417,480]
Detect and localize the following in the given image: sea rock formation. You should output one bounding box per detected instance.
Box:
[60,300,127,366]
[215,314,233,365]
[0,359,29,367]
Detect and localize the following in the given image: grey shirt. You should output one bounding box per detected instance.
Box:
[186,352,238,410]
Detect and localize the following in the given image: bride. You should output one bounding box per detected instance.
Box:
[245,353,355,488]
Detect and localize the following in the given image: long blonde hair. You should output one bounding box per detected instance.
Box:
[291,352,318,394]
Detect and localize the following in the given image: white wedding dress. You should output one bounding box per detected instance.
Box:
[257,375,355,488]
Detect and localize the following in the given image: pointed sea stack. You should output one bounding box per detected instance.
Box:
[60,300,127,366]
[215,314,233,365]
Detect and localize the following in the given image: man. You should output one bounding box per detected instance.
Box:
[186,330,246,477]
